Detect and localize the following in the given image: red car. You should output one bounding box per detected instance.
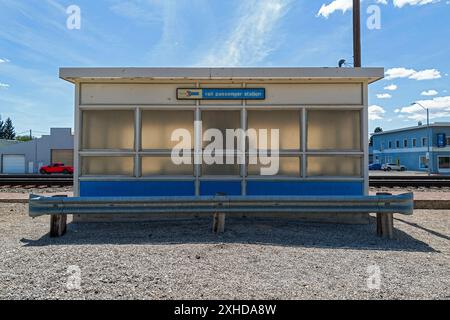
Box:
[39,163,73,175]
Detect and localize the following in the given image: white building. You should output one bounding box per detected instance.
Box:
[0,128,74,174]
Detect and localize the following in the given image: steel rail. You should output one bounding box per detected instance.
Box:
[0,174,73,186]
[2,174,449,187]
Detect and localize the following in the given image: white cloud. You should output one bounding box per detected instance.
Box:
[202,0,291,66]
[0,83,10,88]
[394,108,401,113]
[384,84,398,91]
[316,0,438,17]
[0,58,10,64]
[400,96,450,120]
[393,0,440,8]
[421,89,438,96]
[385,67,441,80]
[385,67,416,80]
[317,0,352,18]
[377,93,392,99]
[409,69,441,80]
[369,105,386,120]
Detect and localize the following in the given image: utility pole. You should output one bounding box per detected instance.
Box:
[353,0,361,67]
[30,129,32,140]
[412,102,431,176]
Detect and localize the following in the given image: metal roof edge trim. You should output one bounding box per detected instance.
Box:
[59,67,385,83]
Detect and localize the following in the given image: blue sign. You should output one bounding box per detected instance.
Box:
[437,133,446,148]
[177,88,265,100]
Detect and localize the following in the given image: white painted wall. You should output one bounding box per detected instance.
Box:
[80,82,363,106]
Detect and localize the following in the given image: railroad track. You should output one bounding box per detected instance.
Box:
[0,174,73,187]
[1,174,449,188]
[370,175,450,187]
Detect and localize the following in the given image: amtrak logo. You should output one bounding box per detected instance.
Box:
[177,89,203,99]
[185,90,200,97]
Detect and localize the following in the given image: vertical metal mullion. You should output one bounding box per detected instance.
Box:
[73,82,83,197]
[195,82,201,196]
[74,82,81,196]
[362,82,369,195]
[241,82,247,195]
[135,107,141,177]
[302,107,307,178]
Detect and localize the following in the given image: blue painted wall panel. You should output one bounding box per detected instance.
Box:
[199,181,241,196]
[80,180,364,197]
[247,181,364,196]
[80,181,195,197]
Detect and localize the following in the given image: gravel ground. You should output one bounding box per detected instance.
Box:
[0,186,72,194]
[0,203,448,300]
[370,186,450,193]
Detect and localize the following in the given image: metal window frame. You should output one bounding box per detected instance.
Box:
[437,155,450,171]
[419,155,429,169]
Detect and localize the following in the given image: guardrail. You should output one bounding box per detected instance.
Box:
[29,193,414,239]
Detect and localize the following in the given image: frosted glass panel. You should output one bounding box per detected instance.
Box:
[202,164,240,176]
[307,156,361,177]
[141,156,193,176]
[82,156,134,176]
[247,110,300,150]
[51,149,74,166]
[141,110,194,150]
[307,110,361,150]
[248,157,300,176]
[202,111,240,149]
[202,155,240,176]
[82,110,135,150]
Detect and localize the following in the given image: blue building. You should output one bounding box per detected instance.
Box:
[371,122,450,174]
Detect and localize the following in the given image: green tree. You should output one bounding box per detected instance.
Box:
[0,119,4,139]
[16,135,33,142]
[2,118,15,140]
[369,127,383,146]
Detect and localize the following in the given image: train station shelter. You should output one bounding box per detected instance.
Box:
[60,67,384,202]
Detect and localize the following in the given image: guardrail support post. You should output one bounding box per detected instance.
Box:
[376,213,382,236]
[49,195,67,237]
[376,192,394,239]
[376,213,394,239]
[213,213,225,234]
[50,214,67,237]
[385,213,394,239]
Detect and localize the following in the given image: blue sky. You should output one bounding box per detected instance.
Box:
[0,0,449,136]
